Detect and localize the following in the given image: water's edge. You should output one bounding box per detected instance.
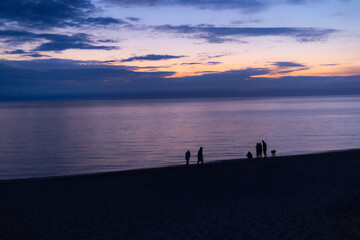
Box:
[2,148,358,182]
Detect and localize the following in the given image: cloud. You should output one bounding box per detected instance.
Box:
[0,0,349,32]
[97,39,119,43]
[1,58,359,100]
[272,61,306,68]
[0,0,94,29]
[0,30,39,44]
[103,0,349,13]
[4,49,26,54]
[35,40,117,52]
[181,62,201,65]
[155,25,337,43]
[104,0,266,12]
[265,61,309,75]
[320,63,340,66]
[3,48,50,58]
[0,30,118,52]
[0,1,128,29]
[126,17,141,22]
[277,68,308,74]
[231,19,262,25]
[122,54,185,62]
[162,69,360,97]
[0,58,175,99]
[207,61,221,65]
[180,61,222,66]
[197,53,230,61]
[77,17,128,26]
[25,53,51,58]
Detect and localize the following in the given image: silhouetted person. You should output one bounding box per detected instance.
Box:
[256,143,259,157]
[247,151,253,159]
[197,147,203,165]
[262,140,267,157]
[271,150,276,157]
[256,143,262,158]
[185,150,191,165]
[258,142,262,157]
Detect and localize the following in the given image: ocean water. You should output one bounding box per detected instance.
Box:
[0,96,359,180]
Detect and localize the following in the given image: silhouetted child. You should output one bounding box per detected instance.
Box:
[247,151,253,159]
[197,147,203,164]
[271,150,276,157]
[185,150,191,165]
[262,140,267,157]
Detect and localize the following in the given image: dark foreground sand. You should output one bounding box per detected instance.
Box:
[1,150,360,240]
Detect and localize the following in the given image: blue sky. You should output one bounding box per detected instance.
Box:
[0,0,359,100]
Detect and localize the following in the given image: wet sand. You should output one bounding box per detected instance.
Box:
[1,149,360,239]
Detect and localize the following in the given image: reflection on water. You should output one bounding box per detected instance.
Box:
[0,96,359,179]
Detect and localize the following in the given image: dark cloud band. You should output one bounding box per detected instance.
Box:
[0,0,128,29]
[272,62,306,68]
[155,25,337,43]
[104,0,265,12]
[0,0,94,28]
[0,30,117,52]
[121,54,185,62]
[1,59,359,100]
[103,0,347,12]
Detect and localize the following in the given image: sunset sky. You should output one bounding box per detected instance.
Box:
[1,0,360,100]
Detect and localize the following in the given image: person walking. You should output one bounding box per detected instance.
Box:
[185,150,191,165]
[262,140,267,157]
[197,147,204,165]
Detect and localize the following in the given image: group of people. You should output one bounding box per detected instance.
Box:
[185,147,203,165]
[257,140,267,157]
[247,140,274,159]
[185,140,273,165]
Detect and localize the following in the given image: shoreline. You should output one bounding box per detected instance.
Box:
[1,148,359,183]
[2,148,360,239]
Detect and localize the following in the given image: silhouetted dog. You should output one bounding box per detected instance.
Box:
[271,150,276,157]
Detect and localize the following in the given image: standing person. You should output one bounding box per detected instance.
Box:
[262,140,267,157]
[258,142,262,158]
[197,147,204,164]
[185,150,191,165]
[256,143,261,158]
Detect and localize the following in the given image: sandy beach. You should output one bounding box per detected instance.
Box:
[1,149,360,239]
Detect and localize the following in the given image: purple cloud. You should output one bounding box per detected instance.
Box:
[155,25,337,43]
[272,62,306,68]
[0,30,118,52]
[122,54,185,62]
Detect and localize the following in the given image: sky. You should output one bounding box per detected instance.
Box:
[0,0,359,100]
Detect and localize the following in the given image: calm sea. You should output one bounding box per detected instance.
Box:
[0,96,359,180]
